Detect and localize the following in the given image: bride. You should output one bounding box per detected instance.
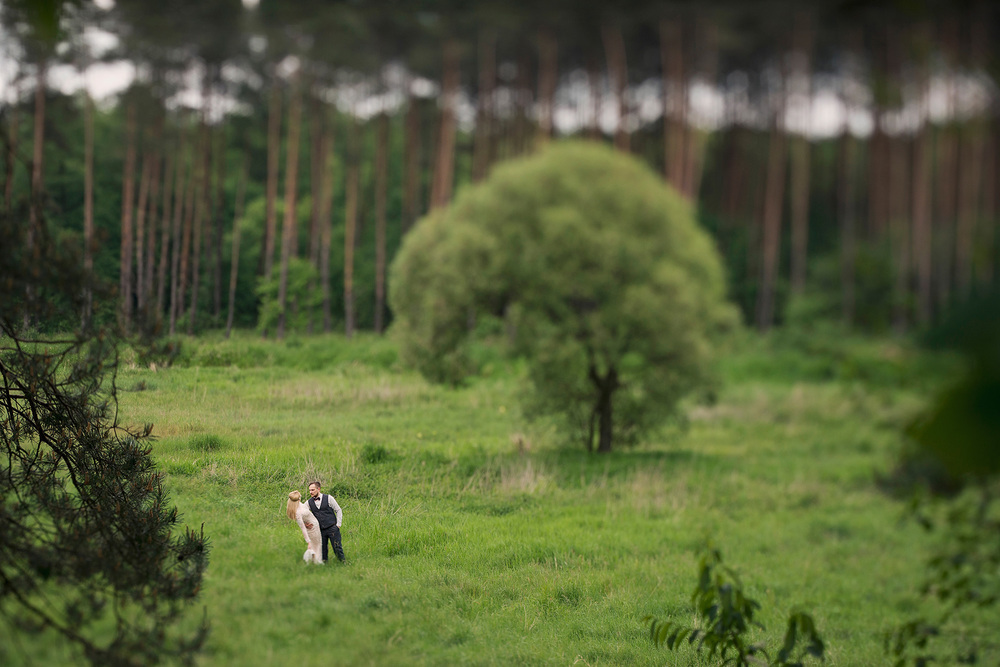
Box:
[287,490,323,564]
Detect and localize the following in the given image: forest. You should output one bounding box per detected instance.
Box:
[3,1,1000,665]
[2,0,997,338]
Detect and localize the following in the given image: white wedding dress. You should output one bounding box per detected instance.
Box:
[295,502,323,564]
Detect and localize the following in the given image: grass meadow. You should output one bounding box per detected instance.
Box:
[7,328,993,665]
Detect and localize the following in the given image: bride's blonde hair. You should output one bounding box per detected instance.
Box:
[286,490,301,520]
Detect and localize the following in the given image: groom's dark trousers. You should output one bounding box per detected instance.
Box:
[320,525,345,563]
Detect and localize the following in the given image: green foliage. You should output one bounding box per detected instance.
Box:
[255,258,323,334]
[390,140,738,451]
[785,243,897,334]
[887,481,1000,666]
[1,331,210,666]
[887,291,1000,665]
[645,546,825,667]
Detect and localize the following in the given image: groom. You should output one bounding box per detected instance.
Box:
[307,481,345,563]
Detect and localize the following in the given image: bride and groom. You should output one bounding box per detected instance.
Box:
[286,481,346,564]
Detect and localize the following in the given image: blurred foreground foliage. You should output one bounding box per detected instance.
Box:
[645,545,824,667]
[887,291,1000,665]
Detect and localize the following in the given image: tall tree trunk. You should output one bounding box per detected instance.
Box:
[320,114,336,333]
[956,121,985,301]
[173,142,195,336]
[536,28,558,146]
[934,116,958,316]
[81,92,95,332]
[682,20,716,200]
[789,16,813,293]
[308,91,323,270]
[133,149,152,318]
[23,59,47,329]
[980,128,996,288]
[839,131,857,325]
[912,84,933,327]
[277,74,302,340]
[431,40,460,210]
[225,159,247,339]
[587,57,602,141]
[170,140,191,336]
[868,116,888,240]
[472,30,496,182]
[755,70,788,331]
[212,123,226,321]
[602,22,629,152]
[187,123,208,335]
[156,147,175,315]
[374,111,389,334]
[889,134,911,332]
[660,19,685,190]
[142,139,162,318]
[261,77,282,280]
[3,80,18,218]
[120,99,137,331]
[402,88,421,232]
[344,161,359,337]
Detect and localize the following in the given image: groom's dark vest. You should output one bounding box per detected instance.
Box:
[308,495,338,531]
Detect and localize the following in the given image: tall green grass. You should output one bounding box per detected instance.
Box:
[6,329,990,666]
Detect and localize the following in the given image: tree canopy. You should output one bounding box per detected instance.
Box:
[390,140,737,451]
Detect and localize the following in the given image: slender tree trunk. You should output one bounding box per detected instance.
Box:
[889,134,911,332]
[212,123,226,321]
[225,159,247,339]
[261,78,282,280]
[320,114,336,332]
[374,111,389,334]
[789,17,813,293]
[756,69,788,332]
[344,130,359,337]
[868,118,888,240]
[4,81,18,219]
[120,99,137,330]
[536,29,557,146]
[839,131,857,325]
[912,92,933,327]
[173,143,195,336]
[682,20,716,200]
[402,88,421,232]
[308,91,323,270]
[934,124,957,318]
[660,19,685,190]
[980,128,996,287]
[277,73,302,340]
[156,147,175,315]
[133,150,152,317]
[187,123,208,335]
[142,141,162,318]
[601,22,629,152]
[23,59,47,329]
[170,140,191,336]
[472,30,496,182]
[587,58,601,141]
[956,121,985,301]
[81,92,95,332]
[431,40,460,210]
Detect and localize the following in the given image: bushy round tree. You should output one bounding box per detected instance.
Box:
[389,141,737,452]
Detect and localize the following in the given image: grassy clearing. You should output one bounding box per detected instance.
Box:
[7,329,992,665]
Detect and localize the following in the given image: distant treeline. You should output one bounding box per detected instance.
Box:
[1,0,997,337]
